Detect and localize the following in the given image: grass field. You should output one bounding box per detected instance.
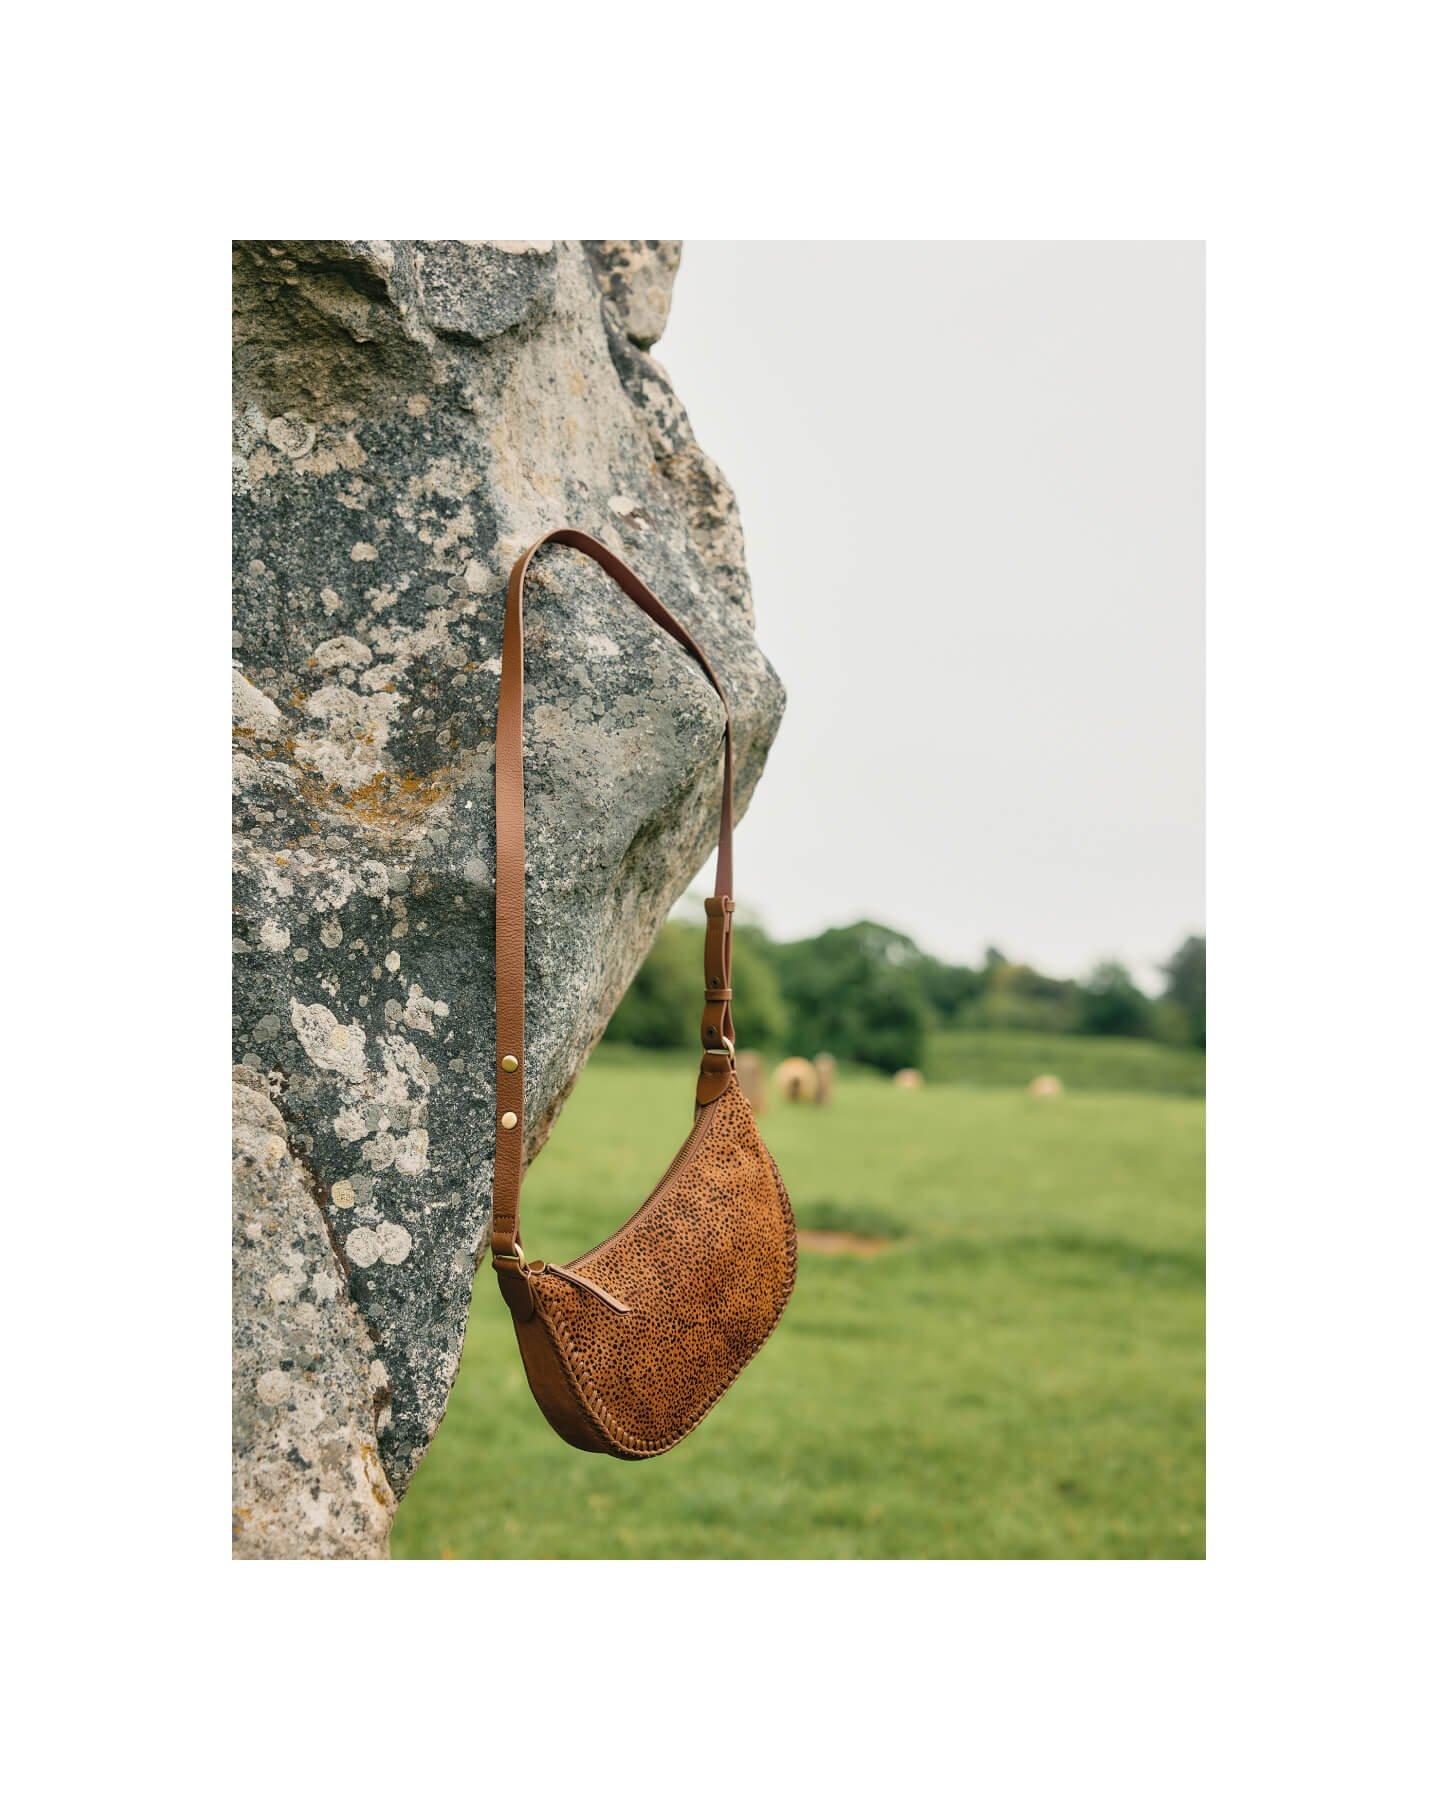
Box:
[392,1042,1205,1559]
[927,1028,1206,1095]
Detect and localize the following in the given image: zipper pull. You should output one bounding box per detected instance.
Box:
[541,1262,632,1314]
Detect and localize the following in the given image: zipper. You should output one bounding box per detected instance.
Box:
[540,1261,631,1313]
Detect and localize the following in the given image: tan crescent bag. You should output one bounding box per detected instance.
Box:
[489,529,796,1458]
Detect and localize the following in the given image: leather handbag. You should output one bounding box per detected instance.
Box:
[490,528,796,1458]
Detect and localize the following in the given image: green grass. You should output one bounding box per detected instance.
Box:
[927,1027,1206,1096]
[392,1045,1204,1559]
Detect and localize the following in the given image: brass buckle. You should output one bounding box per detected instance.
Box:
[492,1245,525,1270]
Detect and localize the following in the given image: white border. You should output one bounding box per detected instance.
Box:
[6,5,1435,1792]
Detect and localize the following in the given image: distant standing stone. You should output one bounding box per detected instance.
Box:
[813,1052,836,1107]
[775,1057,819,1103]
[1027,1074,1064,1099]
[893,1068,925,1090]
[736,1050,768,1113]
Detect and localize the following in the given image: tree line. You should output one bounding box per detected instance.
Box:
[607,918,1206,1076]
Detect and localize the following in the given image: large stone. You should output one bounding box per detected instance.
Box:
[232,240,783,1522]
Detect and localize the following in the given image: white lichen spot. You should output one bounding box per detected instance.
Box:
[289,999,368,1081]
[311,1268,340,1304]
[256,1369,291,1405]
[321,587,343,615]
[462,558,494,593]
[259,919,291,952]
[320,920,343,949]
[350,541,378,562]
[401,984,448,1036]
[362,1132,397,1170]
[406,395,430,417]
[375,1221,413,1264]
[333,1106,369,1142]
[345,1226,382,1268]
[425,503,475,561]
[267,1272,301,1303]
[384,951,401,973]
[311,635,373,671]
[608,494,638,516]
[232,669,283,738]
[330,1178,357,1209]
[294,685,400,789]
[393,1129,429,1175]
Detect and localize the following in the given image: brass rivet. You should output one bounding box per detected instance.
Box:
[500,1111,518,1130]
[501,1054,519,1072]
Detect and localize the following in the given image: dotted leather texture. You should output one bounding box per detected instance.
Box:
[521,1074,796,1458]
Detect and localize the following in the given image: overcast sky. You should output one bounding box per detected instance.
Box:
[658,242,1203,986]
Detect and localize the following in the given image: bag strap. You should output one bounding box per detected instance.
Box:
[490,528,737,1268]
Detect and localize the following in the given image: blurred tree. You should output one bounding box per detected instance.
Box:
[606,920,788,1051]
[605,921,694,1048]
[770,921,929,1073]
[973,960,1079,1032]
[731,923,790,1050]
[1076,960,1155,1037]
[609,920,1201,1066]
[915,954,984,1023]
[1161,934,1206,1047]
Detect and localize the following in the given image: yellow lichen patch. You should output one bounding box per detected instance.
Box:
[334,767,455,834]
[361,1440,393,1501]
